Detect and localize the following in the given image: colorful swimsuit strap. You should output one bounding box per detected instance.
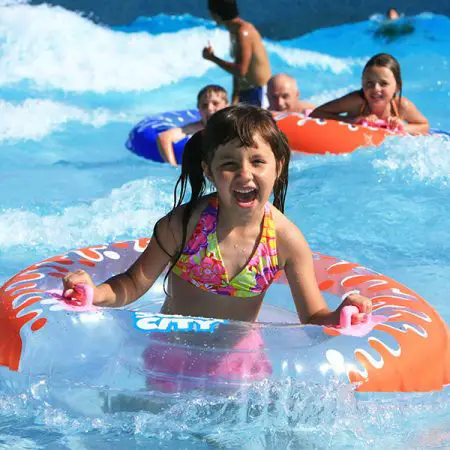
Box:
[172,196,279,297]
[391,98,400,117]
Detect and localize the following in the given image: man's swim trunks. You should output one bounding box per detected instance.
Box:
[239,85,268,108]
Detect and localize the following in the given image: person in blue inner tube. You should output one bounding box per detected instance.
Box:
[157,85,229,166]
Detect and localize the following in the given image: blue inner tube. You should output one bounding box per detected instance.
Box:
[126,109,201,163]
[430,128,450,138]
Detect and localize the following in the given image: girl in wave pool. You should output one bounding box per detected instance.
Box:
[310,53,429,134]
[62,105,370,326]
[63,105,372,395]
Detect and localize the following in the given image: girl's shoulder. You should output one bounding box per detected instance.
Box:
[347,90,366,107]
[158,194,214,245]
[396,95,413,113]
[269,204,306,244]
[269,204,310,265]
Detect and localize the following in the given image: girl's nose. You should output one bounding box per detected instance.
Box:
[237,163,253,180]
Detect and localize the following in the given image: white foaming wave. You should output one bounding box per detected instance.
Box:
[369,13,385,23]
[0,4,228,92]
[0,99,131,141]
[417,12,435,19]
[0,177,173,249]
[307,85,359,106]
[266,43,364,74]
[0,0,28,5]
[373,134,450,184]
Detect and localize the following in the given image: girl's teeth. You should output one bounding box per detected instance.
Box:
[234,188,258,204]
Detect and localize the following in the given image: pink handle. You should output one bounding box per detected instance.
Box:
[46,284,97,312]
[340,305,359,329]
[357,118,404,133]
[331,305,388,337]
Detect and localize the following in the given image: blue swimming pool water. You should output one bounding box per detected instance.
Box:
[1,2,449,448]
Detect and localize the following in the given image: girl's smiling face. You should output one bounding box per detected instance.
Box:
[203,134,279,211]
[362,65,399,113]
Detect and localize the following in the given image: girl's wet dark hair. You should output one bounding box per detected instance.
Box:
[363,53,403,102]
[154,105,291,285]
[208,0,239,21]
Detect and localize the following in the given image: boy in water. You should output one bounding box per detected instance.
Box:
[157,85,229,166]
[267,73,316,115]
[202,0,271,107]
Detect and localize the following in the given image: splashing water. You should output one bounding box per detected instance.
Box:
[1,2,450,448]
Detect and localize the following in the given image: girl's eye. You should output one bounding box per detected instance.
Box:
[253,159,265,165]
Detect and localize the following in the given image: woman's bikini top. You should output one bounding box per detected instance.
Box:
[172,196,280,297]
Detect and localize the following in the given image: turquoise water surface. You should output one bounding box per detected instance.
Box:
[1,2,449,448]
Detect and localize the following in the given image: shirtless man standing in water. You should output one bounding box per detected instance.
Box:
[202,0,271,107]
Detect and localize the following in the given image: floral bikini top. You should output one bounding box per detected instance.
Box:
[172,196,280,297]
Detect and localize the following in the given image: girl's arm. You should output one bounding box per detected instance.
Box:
[399,97,429,135]
[277,216,371,325]
[63,212,181,307]
[309,91,362,123]
[278,221,336,325]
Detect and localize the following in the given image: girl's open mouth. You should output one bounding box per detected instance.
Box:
[234,188,258,205]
